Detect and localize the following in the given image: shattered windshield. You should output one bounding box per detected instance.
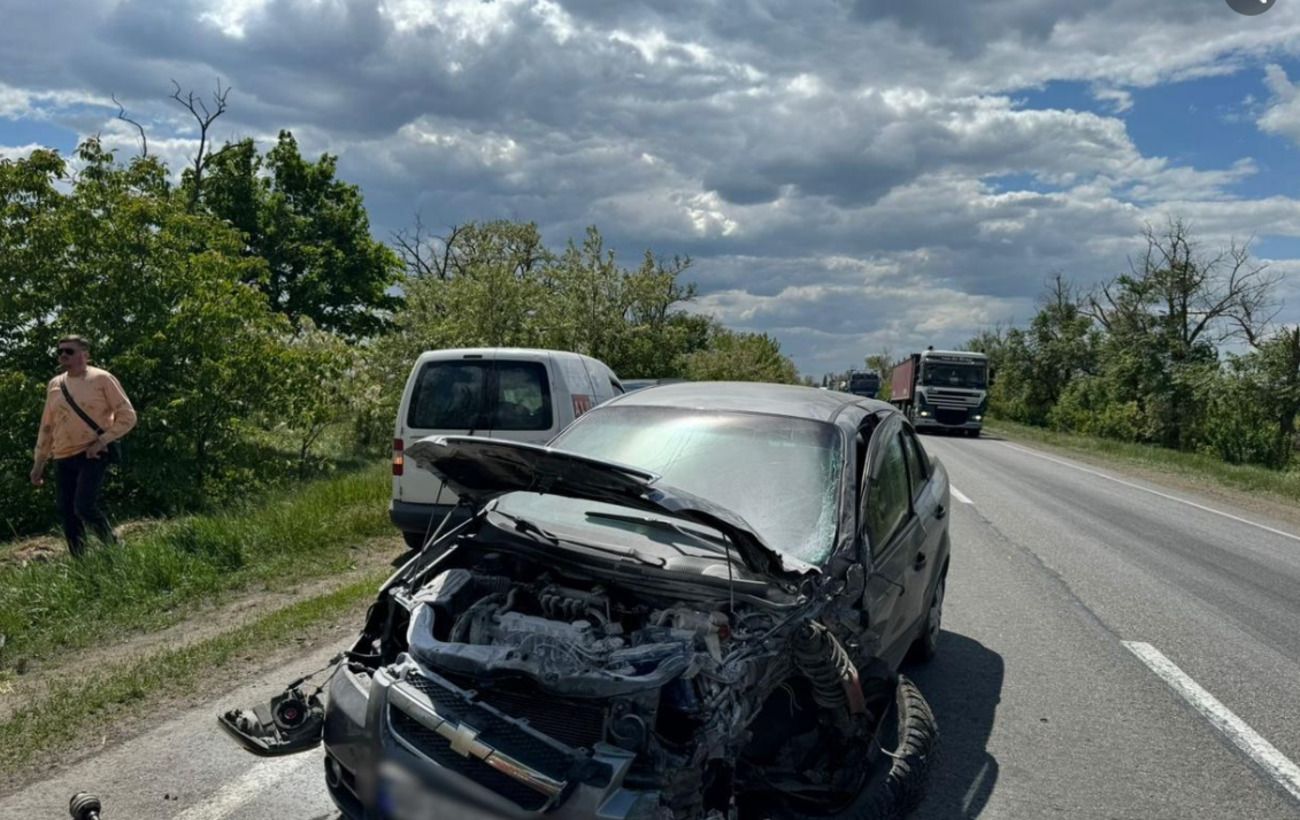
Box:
[553,406,843,564]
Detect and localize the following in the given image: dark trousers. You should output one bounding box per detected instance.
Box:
[55,451,116,557]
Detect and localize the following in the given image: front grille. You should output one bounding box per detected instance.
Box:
[389,709,548,810]
[476,687,606,750]
[928,391,980,408]
[401,674,575,780]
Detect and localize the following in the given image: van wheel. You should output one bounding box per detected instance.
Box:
[402,531,426,551]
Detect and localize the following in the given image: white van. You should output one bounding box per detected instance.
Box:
[390,347,624,549]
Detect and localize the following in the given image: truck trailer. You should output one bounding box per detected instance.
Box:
[890,348,989,436]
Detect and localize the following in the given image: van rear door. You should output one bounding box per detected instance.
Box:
[395,352,560,510]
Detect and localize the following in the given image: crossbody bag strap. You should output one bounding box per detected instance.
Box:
[59,377,106,437]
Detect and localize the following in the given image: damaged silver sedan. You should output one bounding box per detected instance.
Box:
[220,383,950,819]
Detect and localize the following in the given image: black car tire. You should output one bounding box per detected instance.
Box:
[401,531,426,551]
[966,429,981,438]
[773,675,938,820]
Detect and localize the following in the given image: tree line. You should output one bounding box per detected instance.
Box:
[0,126,797,539]
[970,220,1300,470]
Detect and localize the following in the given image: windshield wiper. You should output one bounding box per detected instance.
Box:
[491,510,560,546]
[583,510,732,554]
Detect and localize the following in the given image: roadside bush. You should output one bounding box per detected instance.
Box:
[1046,376,1143,442]
[1199,367,1293,468]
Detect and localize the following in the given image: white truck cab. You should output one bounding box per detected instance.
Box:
[390,348,623,549]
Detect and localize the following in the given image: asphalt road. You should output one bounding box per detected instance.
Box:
[4,434,1300,819]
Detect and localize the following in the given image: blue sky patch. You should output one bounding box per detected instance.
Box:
[0,115,78,153]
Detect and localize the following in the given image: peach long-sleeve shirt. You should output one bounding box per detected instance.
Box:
[34,366,137,461]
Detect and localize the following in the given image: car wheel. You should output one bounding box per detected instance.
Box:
[910,573,945,663]
[401,531,426,551]
[967,428,981,438]
[772,675,939,820]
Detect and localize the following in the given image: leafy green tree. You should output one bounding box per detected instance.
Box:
[199,132,403,339]
[866,349,894,401]
[681,324,799,383]
[1231,325,1300,465]
[0,140,295,535]
[973,277,1099,425]
[272,320,356,476]
[1086,220,1274,449]
[540,228,707,377]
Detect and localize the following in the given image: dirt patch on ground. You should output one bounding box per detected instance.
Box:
[1,519,164,568]
[0,594,377,797]
[0,535,406,723]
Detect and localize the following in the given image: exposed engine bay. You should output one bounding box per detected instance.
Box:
[336,541,909,819]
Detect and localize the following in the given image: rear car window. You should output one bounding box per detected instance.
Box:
[407,360,553,431]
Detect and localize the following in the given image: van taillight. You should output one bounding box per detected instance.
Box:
[392,438,404,476]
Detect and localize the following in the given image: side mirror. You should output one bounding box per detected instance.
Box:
[988,367,997,386]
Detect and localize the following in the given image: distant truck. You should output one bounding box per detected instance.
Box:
[845,370,881,398]
[890,348,990,437]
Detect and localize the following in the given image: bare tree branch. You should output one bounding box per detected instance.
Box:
[391,215,467,280]
[170,78,231,205]
[111,93,148,157]
[1088,219,1278,351]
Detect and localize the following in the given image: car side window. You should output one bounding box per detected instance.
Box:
[866,432,911,554]
[902,428,928,499]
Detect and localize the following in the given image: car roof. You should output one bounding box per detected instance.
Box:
[605,381,893,422]
[414,347,610,368]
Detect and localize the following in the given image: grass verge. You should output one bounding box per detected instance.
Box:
[0,461,392,671]
[0,568,386,778]
[987,419,1300,504]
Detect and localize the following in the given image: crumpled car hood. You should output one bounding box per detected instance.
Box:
[406,435,814,583]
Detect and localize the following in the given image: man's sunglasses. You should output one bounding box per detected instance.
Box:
[56,348,79,357]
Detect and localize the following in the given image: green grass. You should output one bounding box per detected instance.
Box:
[988,419,1300,504]
[0,569,387,776]
[0,461,392,670]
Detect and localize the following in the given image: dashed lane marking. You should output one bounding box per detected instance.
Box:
[951,486,973,505]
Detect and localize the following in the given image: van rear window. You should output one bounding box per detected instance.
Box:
[407,360,553,431]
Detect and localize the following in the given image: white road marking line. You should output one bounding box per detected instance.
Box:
[1123,641,1300,805]
[173,753,318,820]
[999,441,1300,545]
[951,486,973,505]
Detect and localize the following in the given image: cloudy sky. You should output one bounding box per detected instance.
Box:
[3,0,1300,374]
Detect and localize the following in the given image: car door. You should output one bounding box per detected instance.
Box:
[899,424,944,632]
[859,415,928,666]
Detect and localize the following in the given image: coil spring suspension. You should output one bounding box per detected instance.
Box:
[793,621,858,712]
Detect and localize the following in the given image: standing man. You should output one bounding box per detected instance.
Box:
[29,335,137,557]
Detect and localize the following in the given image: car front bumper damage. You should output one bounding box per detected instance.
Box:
[323,661,655,820]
